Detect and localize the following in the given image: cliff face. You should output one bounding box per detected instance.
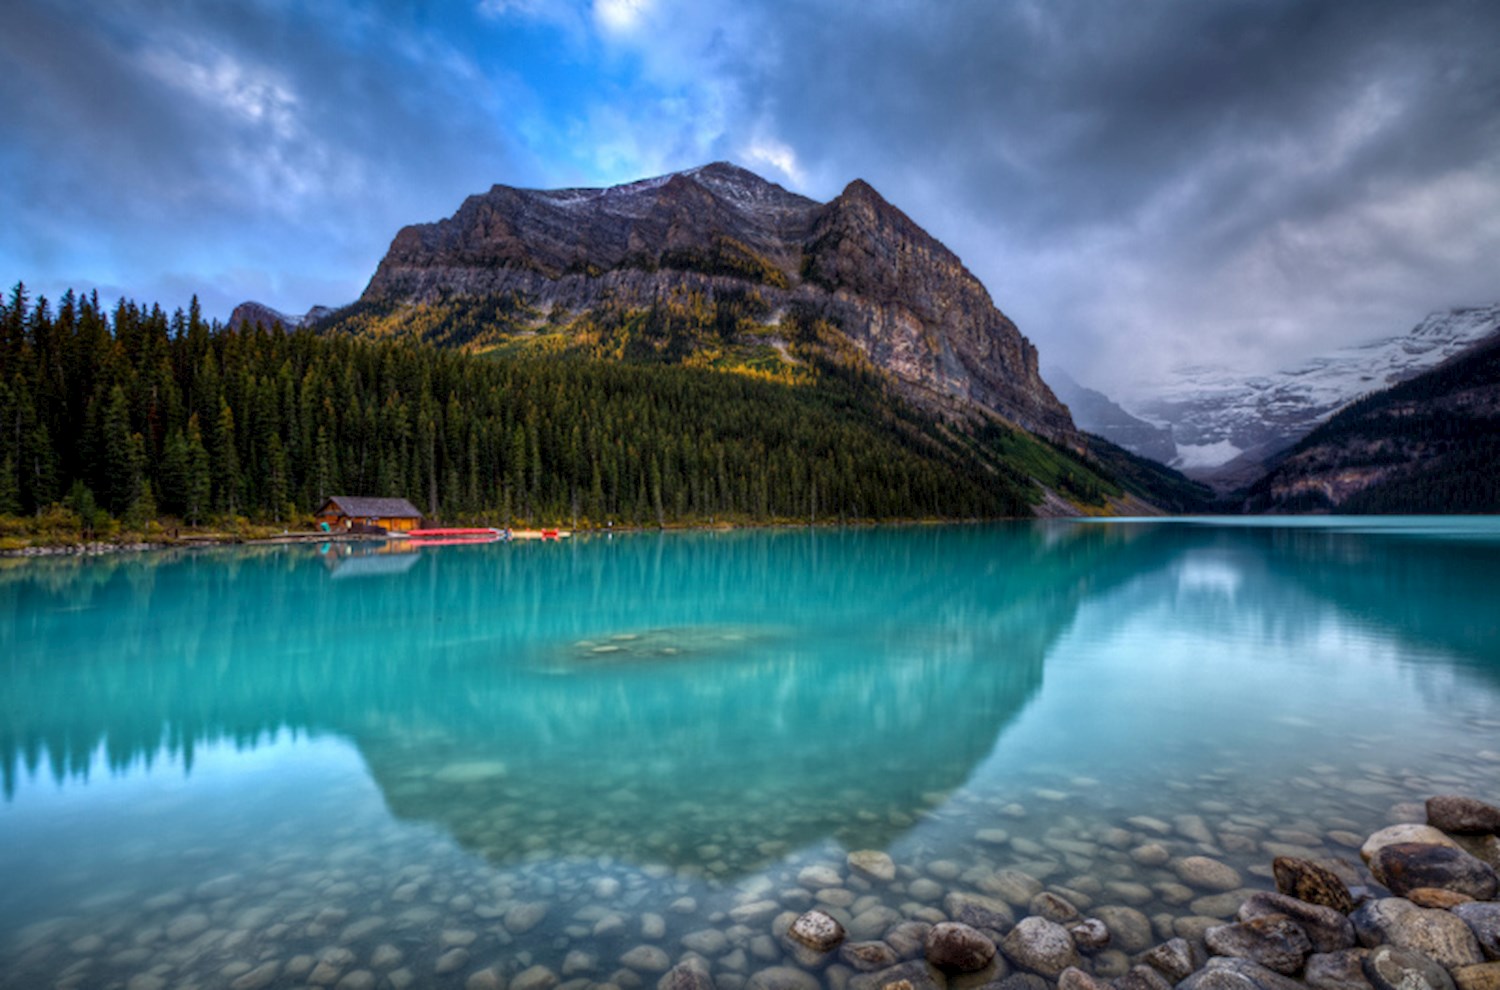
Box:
[360,162,1076,442]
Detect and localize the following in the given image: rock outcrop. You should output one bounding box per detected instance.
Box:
[358,162,1077,441]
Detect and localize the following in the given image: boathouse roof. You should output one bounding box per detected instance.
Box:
[317,495,424,519]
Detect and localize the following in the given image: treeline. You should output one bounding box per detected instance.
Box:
[0,283,1061,530]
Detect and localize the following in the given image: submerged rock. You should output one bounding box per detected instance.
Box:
[999,917,1079,978]
[847,851,897,883]
[788,910,847,953]
[1068,919,1111,954]
[1273,858,1356,914]
[1176,857,1244,892]
[1369,843,1499,900]
[1427,797,1500,836]
[840,941,900,972]
[944,892,1014,933]
[926,922,996,973]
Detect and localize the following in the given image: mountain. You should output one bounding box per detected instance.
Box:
[1133,304,1500,487]
[349,162,1077,443]
[1244,331,1500,513]
[229,301,332,331]
[1045,366,1176,463]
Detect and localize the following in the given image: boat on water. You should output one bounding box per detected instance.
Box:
[393,527,571,543]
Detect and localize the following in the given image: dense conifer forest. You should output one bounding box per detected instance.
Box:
[0,284,1145,539]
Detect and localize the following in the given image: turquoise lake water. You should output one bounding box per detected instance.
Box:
[2,518,1499,990]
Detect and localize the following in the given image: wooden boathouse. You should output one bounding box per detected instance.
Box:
[313,495,424,533]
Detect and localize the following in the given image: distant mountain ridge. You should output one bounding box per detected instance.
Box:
[1044,367,1176,464]
[1244,330,1500,513]
[1069,304,1500,487]
[228,300,332,332]
[351,162,1078,442]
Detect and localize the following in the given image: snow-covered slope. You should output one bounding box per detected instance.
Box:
[1133,304,1500,485]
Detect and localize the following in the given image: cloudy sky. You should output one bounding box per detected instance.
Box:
[4,0,1499,393]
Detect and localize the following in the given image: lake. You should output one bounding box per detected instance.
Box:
[2,519,1499,990]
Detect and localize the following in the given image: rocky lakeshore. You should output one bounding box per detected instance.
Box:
[6,788,1500,990]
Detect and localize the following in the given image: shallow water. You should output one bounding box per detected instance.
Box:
[2,519,1499,989]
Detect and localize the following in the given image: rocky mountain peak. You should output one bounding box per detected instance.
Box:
[355,163,1077,441]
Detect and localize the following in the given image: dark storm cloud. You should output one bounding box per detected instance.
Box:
[693,0,1500,387]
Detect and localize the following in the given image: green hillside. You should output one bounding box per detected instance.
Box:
[0,283,1151,534]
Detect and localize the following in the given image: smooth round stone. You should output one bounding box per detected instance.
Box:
[977,830,1012,846]
[928,861,962,881]
[1240,892,1354,954]
[928,922,998,973]
[595,915,628,938]
[641,914,667,940]
[333,971,376,990]
[848,852,896,883]
[127,976,167,990]
[1363,945,1455,990]
[682,930,729,956]
[442,929,479,948]
[1371,844,1499,900]
[1157,882,1196,906]
[620,946,672,973]
[798,866,843,890]
[562,950,597,976]
[848,906,904,941]
[1206,916,1313,976]
[909,879,944,902]
[1030,892,1080,924]
[166,912,210,941]
[840,941,900,973]
[1452,964,1500,990]
[511,964,560,990]
[505,903,549,934]
[1068,919,1110,954]
[1427,797,1500,835]
[1409,888,1476,909]
[1272,857,1356,914]
[885,922,933,960]
[1131,844,1171,867]
[1451,902,1500,959]
[944,892,1013,932]
[818,888,857,909]
[1361,826,1462,864]
[1176,857,1243,892]
[230,962,281,990]
[788,911,847,953]
[370,945,403,969]
[981,870,1044,907]
[669,898,699,915]
[746,966,821,990]
[435,949,471,976]
[1141,939,1205,984]
[1000,917,1080,978]
[594,878,623,899]
[466,969,505,990]
[1303,949,1373,990]
[1094,906,1154,954]
[1180,957,1306,990]
[1352,898,1484,969]
[1104,882,1154,906]
[1193,891,1256,919]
